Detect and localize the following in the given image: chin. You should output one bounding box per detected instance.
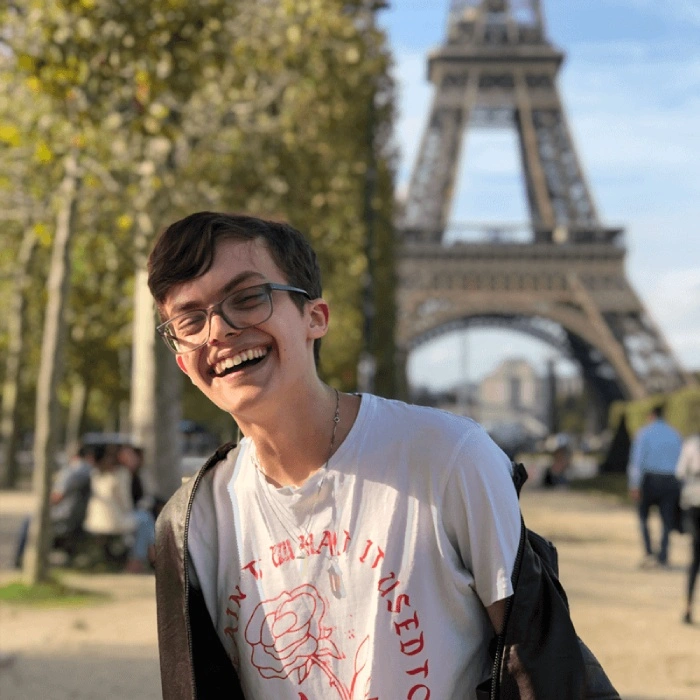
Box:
[211,387,265,419]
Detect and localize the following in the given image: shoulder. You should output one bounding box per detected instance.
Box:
[365,394,507,475]
[156,443,240,537]
[661,422,683,442]
[636,422,652,438]
[681,435,700,458]
[115,465,132,484]
[634,422,657,444]
[156,474,197,540]
[76,463,92,479]
[62,463,91,486]
[367,393,484,441]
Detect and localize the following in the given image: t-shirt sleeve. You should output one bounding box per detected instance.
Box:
[441,423,522,608]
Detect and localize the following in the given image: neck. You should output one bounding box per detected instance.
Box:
[243,384,358,488]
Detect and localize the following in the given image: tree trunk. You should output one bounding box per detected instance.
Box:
[130,264,158,493]
[0,227,37,489]
[130,265,183,503]
[64,378,88,459]
[155,332,183,501]
[23,152,79,584]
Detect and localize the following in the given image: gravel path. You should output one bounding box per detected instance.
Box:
[1,485,698,699]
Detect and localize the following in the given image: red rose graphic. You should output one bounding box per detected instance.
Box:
[245,584,343,685]
[244,583,371,699]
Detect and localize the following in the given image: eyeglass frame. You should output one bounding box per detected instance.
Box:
[156,282,311,354]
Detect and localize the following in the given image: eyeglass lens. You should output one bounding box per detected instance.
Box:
[164,285,273,352]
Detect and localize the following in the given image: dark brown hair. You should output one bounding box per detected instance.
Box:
[651,404,665,419]
[147,211,323,362]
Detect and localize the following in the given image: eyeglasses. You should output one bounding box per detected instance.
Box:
[157,282,311,354]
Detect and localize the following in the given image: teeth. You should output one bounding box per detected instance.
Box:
[213,347,267,375]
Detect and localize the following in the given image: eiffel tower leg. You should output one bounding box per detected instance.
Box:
[604,305,693,395]
[402,82,476,242]
[515,79,600,242]
[567,271,646,399]
[515,75,556,237]
[584,387,608,434]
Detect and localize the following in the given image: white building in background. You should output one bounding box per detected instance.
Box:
[429,356,586,446]
[475,358,548,438]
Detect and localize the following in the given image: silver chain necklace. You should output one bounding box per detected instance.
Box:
[253,388,345,598]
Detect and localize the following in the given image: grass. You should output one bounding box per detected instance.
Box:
[0,575,109,607]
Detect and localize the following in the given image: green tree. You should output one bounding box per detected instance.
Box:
[1,0,397,583]
[0,52,56,488]
[0,227,38,488]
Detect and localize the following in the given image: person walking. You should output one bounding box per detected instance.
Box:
[627,405,683,567]
[676,432,700,623]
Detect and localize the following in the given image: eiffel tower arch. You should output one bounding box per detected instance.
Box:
[396,0,693,422]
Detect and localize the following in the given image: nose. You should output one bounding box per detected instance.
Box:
[207,309,239,344]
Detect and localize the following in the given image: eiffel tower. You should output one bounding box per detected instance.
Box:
[396,0,693,421]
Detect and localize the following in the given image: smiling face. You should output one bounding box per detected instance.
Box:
[163,237,329,422]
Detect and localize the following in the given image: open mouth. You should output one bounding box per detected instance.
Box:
[211,346,269,378]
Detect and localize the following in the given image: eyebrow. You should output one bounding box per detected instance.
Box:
[168,271,267,316]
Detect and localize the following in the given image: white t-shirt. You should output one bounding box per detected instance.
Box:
[188,394,521,700]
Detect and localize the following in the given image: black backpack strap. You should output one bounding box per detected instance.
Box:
[511,460,528,497]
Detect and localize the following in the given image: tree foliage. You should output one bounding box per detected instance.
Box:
[0,0,396,445]
[609,386,700,438]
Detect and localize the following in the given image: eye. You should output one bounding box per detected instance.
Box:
[172,313,206,335]
[227,287,268,310]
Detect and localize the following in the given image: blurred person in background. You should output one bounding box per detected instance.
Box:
[117,443,168,519]
[13,442,99,568]
[676,431,700,624]
[542,435,571,488]
[84,444,155,573]
[117,444,157,516]
[627,405,683,568]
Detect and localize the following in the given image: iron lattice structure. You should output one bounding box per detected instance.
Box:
[397,0,692,414]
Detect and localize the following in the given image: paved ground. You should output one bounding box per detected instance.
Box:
[521,488,699,700]
[1,484,699,699]
[0,490,160,700]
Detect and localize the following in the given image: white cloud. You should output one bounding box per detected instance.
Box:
[574,111,700,174]
[614,0,700,26]
[559,50,700,181]
[640,267,700,370]
[649,267,700,320]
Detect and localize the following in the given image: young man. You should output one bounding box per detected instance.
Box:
[149,212,616,699]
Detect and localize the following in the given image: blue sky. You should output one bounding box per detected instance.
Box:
[378,0,700,389]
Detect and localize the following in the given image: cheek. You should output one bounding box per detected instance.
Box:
[176,355,190,375]
[179,353,209,383]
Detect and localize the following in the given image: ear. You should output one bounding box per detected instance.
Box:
[176,355,190,375]
[307,298,330,340]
